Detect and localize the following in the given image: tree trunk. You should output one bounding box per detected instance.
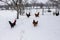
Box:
[17,10,19,19]
[20,8,21,15]
[42,8,44,15]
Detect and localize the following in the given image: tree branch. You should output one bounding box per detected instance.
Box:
[0,1,10,5]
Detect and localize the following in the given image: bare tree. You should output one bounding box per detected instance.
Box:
[30,0,37,8]
[0,0,25,19]
[48,0,60,8]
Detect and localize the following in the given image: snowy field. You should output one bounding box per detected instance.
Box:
[0,9,60,40]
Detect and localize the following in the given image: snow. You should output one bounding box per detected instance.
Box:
[0,9,60,40]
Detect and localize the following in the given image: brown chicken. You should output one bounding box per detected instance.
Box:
[33,20,38,27]
[35,12,39,17]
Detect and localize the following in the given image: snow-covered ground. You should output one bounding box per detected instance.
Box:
[0,9,60,40]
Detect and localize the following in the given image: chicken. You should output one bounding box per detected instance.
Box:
[35,12,39,17]
[33,20,38,27]
[9,20,16,28]
[26,12,31,18]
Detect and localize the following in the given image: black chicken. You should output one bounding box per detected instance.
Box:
[26,12,30,18]
[53,11,59,16]
[56,11,59,16]
[9,20,16,28]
